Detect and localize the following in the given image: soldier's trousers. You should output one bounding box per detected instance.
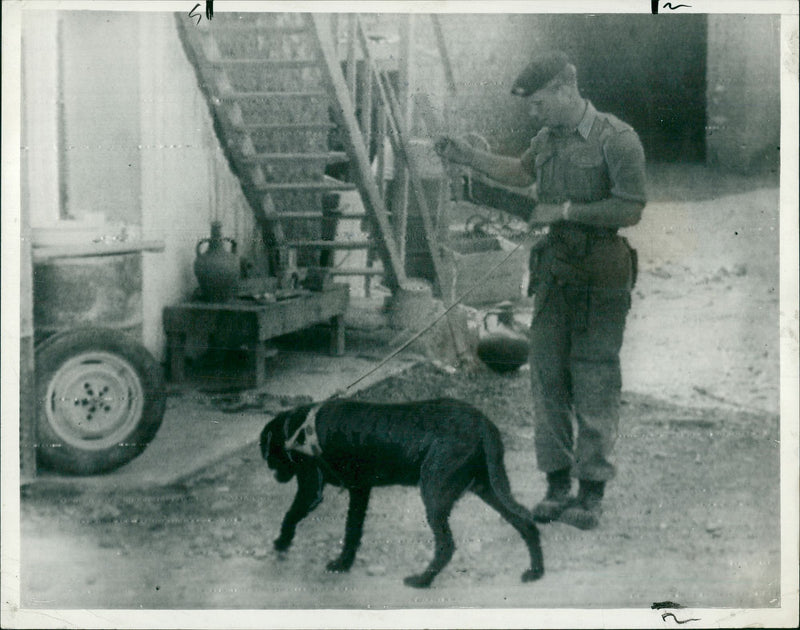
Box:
[528,283,631,482]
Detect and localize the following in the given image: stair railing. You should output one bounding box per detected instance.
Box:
[320,13,458,301]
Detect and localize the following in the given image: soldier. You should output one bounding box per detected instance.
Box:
[436,51,646,530]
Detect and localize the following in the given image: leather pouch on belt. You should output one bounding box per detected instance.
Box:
[621,237,638,289]
[527,237,550,297]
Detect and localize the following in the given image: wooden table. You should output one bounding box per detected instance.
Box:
[163,284,349,387]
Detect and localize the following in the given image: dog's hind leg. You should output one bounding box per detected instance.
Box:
[327,486,371,573]
[274,466,325,552]
[472,482,544,582]
[404,449,473,588]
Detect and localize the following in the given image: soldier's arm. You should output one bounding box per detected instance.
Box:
[564,130,647,228]
[436,137,535,188]
[466,149,536,188]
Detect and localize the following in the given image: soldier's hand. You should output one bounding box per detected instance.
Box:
[434,136,474,166]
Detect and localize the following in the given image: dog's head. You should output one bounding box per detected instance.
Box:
[260,406,313,483]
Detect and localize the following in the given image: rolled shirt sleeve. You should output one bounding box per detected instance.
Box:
[603,129,647,204]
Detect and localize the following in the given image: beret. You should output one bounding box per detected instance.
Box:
[511,51,571,97]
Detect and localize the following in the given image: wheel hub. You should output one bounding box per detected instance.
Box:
[45,351,144,450]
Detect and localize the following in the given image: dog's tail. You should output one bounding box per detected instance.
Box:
[480,421,534,522]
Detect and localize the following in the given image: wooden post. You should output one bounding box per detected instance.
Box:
[20,196,37,480]
[359,51,373,152]
[392,14,416,267]
[346,15,358,106]
[358,20,449,299]
[309,14,406,290]
[431,15,457,96]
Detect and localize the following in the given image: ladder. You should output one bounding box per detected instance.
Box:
[176,12,455,297]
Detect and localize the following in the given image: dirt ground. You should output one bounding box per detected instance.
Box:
[18,164,786,615]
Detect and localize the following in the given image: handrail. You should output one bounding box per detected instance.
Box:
[354,15,450,299]
[332,13,457,298]
[338,13,456,159]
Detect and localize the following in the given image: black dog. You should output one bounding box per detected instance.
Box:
[260,398,544,588]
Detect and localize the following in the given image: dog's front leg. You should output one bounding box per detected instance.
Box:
[274,466,324,552]
[327,486,371,573]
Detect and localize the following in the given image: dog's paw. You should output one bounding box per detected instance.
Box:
[273,536,292,552]
[325,558,353,573]
[403,573,434,589]
[521,566,544,582]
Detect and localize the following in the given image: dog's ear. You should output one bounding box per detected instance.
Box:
[261,429,272,460]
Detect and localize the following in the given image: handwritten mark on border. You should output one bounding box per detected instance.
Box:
[662,612,702,625]
[189,1,214,26]
[652,1,692,12]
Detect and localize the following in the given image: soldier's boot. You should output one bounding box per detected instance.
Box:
[558,480,605,530]
[532,468,572,523]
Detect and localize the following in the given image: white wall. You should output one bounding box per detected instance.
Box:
[23,11,261,361]
[137,13,259,361]
[21,10,60,229]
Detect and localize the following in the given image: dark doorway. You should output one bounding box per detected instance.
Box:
[549,14,708,163]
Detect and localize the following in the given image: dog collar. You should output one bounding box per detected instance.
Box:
[285,404,322,457]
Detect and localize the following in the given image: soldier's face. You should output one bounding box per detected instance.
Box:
[528,85,568,127]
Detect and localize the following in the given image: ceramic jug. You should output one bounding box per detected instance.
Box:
[477,302,529,373]
[194,221,239,302]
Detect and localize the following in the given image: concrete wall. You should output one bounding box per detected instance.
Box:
[384,13,779,170]
[429,14,710,160]
[706,15,781,173]
[414,14,543,156]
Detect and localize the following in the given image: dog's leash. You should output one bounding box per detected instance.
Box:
[339,223,548,395]
[278,225,544,489]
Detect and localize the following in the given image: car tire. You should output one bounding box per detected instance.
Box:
[35,327,166,475]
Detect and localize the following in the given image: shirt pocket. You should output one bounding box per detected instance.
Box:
[564,148,608,202]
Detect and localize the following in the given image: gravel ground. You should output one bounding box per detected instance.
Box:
[17,164,789,619]
[20,361,780,611]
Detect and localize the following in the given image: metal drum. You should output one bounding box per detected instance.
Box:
[32,252,143,343]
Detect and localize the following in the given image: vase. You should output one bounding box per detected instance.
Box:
[193,221,239,302]
[477,302,529,373]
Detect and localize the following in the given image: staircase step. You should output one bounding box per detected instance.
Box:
[256,181,357,192]
[267,211,367,220]
[219,91,328,100]
[325,267,385,276]
[232,122,335,132]
[286,240,372,249]
[211,58,318,68]
[242,152,348,164]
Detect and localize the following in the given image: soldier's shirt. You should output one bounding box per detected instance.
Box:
[520,100,647,207]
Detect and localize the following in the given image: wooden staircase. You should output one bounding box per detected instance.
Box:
[175,12,403,292]
[176,12,461,302]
